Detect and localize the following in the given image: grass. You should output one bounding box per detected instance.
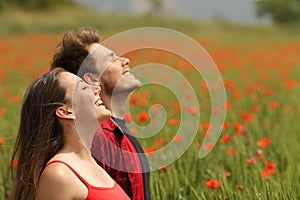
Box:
[0,5,300,200]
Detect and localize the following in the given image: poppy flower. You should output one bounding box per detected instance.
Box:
[0,108,5,117]
[154,138,167,148]
[224,171,231,179]
[143,148,156,157]
[246,157,256,166]
[123,113,133,123]
[237,184,244,190]
[138,112,149,123]
[140,99,148,107]
[252,105,260,112]
[204,142,214,151]
[160,166,167,173]
[284,80,297,89]
[223,122,231,130]
[256,138,271,148]
[224,101,232,110]
[221,134,231,144]
[130,96,137,106]
[172,135,183,142]
[0,137,4,145]
[227,148,237,156]
[186,106,198,115]
[206,179,222,190]
[130,128,137,135]
[12,94,22,103]
[169,118,180,126]
[151,105,160,115]
[234,123,243,132]
[12,159,18,169]
[268,101,280,110]
[241,111,255,123]
[224,80,235,90]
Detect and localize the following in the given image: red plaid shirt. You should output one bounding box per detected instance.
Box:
[91,118,145,200]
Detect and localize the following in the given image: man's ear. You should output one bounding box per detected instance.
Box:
[83,73,98,85]
[56,106,76,120]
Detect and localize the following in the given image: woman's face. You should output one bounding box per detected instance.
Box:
[59,72,111,124]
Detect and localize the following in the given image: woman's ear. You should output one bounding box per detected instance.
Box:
[56,106,76,120]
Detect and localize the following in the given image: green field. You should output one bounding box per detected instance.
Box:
[0,6,300,200]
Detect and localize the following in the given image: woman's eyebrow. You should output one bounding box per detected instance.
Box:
[76,79,84,88]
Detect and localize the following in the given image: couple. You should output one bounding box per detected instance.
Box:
[10,27,150,200]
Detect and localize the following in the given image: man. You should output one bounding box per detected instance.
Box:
[51,27,150,200]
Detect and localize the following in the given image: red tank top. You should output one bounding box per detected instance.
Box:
[45,160,130,200]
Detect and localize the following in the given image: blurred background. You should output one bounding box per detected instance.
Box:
[0,0,300,35]
[0,0,300,199]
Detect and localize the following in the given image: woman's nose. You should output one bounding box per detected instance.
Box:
[93,84,101,96]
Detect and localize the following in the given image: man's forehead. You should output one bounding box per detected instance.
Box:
[90,43,114,55]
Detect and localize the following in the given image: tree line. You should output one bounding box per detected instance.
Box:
[0,0,73,11]
[1,0,300,24]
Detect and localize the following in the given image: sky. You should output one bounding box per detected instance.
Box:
[74,0,271,25]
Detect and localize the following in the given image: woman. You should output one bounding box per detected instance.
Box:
[10,68,130,200]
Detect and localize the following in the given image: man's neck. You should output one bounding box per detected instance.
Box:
[103,92,129,119]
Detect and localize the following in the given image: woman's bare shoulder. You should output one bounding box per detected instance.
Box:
[37,162,87,200]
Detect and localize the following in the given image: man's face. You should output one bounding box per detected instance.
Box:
[88,43,141,95]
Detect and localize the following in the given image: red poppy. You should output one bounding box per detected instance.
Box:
[256,138,271,148]
[206,179,222,190]
[169,118,180,126]
[284,80,297,89]
[160,166,167,173]
[237,184,244,190]
[143,148,156,157]
[0,137,4,145]
[12,94,22,103]
[151,105,160,115]
[186,106,198,115]
[246,157,256,166]
[233,90,241,101]
[123,113,133,123]
[223,122,231,130]
[265,160,276,170]
[204,142,214,151]
[241,111,255,123]
[221,134,231,144]
[252,105,260,112]
[130,128,137,135]
[172,135,183,142]
[268,101,280,110]
[224,80,235,90]
[143,91,151,99]
[138,112,149,123]
[12,159,18,169]
[0,108,5,117]
[140,99,148,107]
[263,88,274,96]
[202,130,212,138]
[224,171,231,179]
[154,138,167,148]
[224,101,232,110]
[203,123,212,130]
[227,148,237,156]
[234,123,243,132]
[130,96,137,106]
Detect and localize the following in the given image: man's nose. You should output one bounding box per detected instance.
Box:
[121,57,130,67]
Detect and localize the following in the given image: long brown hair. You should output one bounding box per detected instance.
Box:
[10,68,67,200]
[51,27,101,77]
